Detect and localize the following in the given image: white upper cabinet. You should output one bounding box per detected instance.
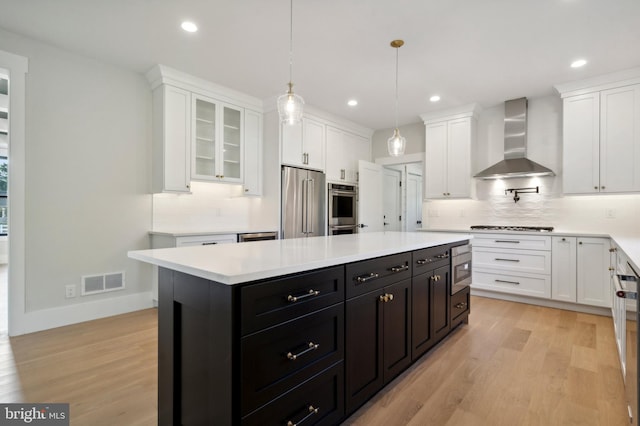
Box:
[557,72,640,194]
[421,105,478,199]
[151,84,192,193]
[146,64,263,194]
[325,126,371,183]
[191,94,244,183]
[243,109,263,196]
[281,117,325,171]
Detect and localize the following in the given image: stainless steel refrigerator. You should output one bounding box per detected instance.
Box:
[281,166,326,239]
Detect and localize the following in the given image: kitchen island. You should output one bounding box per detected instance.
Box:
[128,231,471,425]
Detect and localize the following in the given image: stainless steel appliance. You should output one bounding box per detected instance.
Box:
[238,232,278,242]
[281,166,326,239]
[470,225,554,232]
[328,183,357,235]
[451,243,472,294]
[616,263,639,424]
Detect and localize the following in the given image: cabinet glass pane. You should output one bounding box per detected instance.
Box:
[195,99,216,177]
[223,106,241,179]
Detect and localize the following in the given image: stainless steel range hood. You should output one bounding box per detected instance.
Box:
[474,97,555,179]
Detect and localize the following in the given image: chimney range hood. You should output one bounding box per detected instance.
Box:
[474,97,555,179]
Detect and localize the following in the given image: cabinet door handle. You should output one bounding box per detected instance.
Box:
[455,302,468,309]
[287,289,320,303]
[431,275,441,282]
[286,342,320,361]
[494,258,520,262]
[356,272,379,283]
[379,293,394,303]
[286,405,320,426]
[495,279,520,285]
[390,264,409,273]
[416,259,431,265]
[495,240,520,244]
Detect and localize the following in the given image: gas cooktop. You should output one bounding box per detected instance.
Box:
[470,225,554,232]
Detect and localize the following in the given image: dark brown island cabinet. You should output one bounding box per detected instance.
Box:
[157,241,470,425]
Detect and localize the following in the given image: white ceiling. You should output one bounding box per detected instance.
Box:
[0,0,639,130]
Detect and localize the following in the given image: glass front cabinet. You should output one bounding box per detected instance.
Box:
[192,94,243,183]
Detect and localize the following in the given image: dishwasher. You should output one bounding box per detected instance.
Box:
[616,261,639,424]
[237,232,278,242]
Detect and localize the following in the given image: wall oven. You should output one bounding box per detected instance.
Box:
[451,243,472,295]
[328,183,357,235]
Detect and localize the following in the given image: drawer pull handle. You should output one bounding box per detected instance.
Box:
[494,258,520,262]
[435,253,449,259]
[390,264,409,273]
[287,342,320,361]
[287,405,320,426]
[494,240,520,244]
[201,242,218,245]
[495,279,520,285]
[287,289,320,303]
[416,258,431,265]
[455,302,468,309]
[379,293,394,303]
[356,272,379,283]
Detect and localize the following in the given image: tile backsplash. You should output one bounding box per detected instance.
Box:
[425,176,640,236]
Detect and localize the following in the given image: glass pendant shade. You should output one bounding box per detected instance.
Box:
[277,83,305,125]
[387,128,406,157]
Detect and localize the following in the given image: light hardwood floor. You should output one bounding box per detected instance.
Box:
[0,297,629,425]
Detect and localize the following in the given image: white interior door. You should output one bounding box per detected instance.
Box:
[383,168,401,231]
[357,160,384,232]
[406,172,423,231]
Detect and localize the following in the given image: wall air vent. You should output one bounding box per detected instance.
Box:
[82,272,125,295]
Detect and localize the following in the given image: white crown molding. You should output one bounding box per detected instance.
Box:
[146,64,263,111]
[419,103,482,124]
[554,67,640,98]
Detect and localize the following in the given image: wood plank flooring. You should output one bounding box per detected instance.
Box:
[0,296,629,425]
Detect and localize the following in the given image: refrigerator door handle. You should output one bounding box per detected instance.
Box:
[302,178,308,234]
[308,178,315,235]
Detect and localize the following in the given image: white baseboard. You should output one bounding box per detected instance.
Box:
[13,291,154,336]
[471,288,612,317]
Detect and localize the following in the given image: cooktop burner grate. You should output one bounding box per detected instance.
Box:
[470,225,554,232]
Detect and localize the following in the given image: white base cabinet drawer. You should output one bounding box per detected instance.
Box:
[472,234,551,251]
[176,234,237,247]
[472,270,551,299]
[473,248,551,275]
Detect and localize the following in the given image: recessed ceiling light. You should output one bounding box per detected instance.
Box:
[347,99,358,107]
[181,21,198,33]
[571,59,587,68]
[430,95,441,102]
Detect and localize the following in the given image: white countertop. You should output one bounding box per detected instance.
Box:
[150,229,277,237]
[129,231,472,285]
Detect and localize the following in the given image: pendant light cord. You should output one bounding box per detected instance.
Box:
[394,46,399,129]
[288,0,294,85]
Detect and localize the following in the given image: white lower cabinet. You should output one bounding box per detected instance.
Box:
[471,234,551,298]
[550,236,611,307]
[551,237,577,302]
[576,237,612,307]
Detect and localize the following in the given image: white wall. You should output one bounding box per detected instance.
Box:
[0,28,153,319]
[371,122,425,159]
[372,95,640,236]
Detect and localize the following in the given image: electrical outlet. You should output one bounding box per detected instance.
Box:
[605,208,617,219]
[65,284,76,298]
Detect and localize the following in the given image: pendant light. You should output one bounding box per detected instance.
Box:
[277,0,305,125]
[387,39,406,157]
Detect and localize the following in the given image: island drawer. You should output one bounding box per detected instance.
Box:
[412,244,451,276]
[240,304,344,415]
[450,287,470,327]
[241,266,344,335]
[346,252,411,298]
[242,361,344,426]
